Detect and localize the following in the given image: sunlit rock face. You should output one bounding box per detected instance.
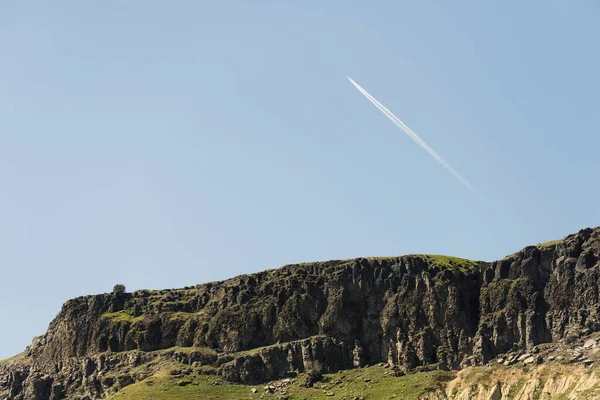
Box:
[2,227,600,399]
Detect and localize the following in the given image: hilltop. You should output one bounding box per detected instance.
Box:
[2,227,600,399]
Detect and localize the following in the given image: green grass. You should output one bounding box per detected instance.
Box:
[108,370,256,400]
[537,239,562,248]
[505,378,526,400]
[107,364,451,400]
[1,353,25,366]
[102,310,144,324]
[237,335,330,356]
[236,343,280,356]
[460,366,495,390]
[168,311,197,321]
[414,255,479,272]
[155,346,217,357]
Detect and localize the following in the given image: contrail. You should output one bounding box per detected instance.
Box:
[347,76,484,200]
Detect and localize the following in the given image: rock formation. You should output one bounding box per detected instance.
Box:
[2,227,600,399]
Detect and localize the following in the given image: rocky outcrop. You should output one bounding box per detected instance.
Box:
[218,335,353,384]
[24,254,485,373]
[475,227,600,363]
[427,362,600,399]
[2,227,600,399]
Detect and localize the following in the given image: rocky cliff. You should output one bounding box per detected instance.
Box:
[2,227,600,399]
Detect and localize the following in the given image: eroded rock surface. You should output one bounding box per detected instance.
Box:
[2,227,600,399]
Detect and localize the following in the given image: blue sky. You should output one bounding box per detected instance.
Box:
[1,1,599,358]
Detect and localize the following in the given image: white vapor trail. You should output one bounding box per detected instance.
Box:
[346,76,484,200]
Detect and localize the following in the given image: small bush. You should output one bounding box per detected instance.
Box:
[113,284,126,295]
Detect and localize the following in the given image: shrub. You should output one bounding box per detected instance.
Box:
[113,284,126,295]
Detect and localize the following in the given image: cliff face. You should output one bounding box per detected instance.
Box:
[475,227,600,362]
[2,227,600,399]
[26,255,482,372]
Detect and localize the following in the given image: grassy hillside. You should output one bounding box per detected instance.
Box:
[108,364,451,400]
[106,362,600,400]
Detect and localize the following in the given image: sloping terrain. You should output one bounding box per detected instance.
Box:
[2,227,600,399]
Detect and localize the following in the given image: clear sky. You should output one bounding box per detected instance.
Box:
[1,1,599,358]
